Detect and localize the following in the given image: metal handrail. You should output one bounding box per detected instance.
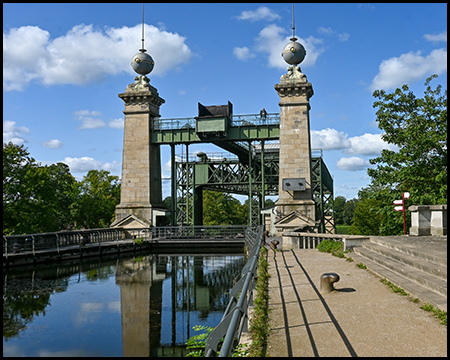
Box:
[152,113,280,130]
[205,225,264,357]
[2,226,252,255]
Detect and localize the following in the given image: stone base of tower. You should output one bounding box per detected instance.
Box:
[111,204,170,228]
[274,200,317,234]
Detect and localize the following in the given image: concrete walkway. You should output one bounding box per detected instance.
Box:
[266,248,447,357]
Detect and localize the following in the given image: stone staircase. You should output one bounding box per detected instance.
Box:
[350,236,447,311]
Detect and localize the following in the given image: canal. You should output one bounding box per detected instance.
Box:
[3,250,246,357]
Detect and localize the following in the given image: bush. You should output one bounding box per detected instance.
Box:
[317,239,344,258]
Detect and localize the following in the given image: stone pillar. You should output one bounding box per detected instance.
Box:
[409,204,447,236]
[112,75,165,226]
[274,65,316,228]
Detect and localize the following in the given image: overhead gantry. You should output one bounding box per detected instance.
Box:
[150,103,334,233]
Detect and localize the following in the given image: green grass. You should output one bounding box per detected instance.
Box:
[248,246,271,357]
[335,225,351,234]
[380,278,409,296]
[420,303,447,326]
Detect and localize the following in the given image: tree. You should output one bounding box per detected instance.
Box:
[349,197,383,236]
[202,190,247,225]
[333,196,347,225]
[71,169,121,229]
[342,198,358,225]
[349,75,446,236]
[3,142,76,234]
[369,74,447,205]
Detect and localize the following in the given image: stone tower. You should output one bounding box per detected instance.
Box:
[112,75,165,227]
[273,12,317,233]
[111,14,168,228]
[274,66,316,232]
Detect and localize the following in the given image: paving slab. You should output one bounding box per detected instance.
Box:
[266,249,447,357]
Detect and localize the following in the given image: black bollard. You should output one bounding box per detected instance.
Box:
[320,272,340,293]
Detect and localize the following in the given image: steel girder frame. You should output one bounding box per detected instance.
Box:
[173,146,334,233]
[311,156,335,234]
[174,141,280,227]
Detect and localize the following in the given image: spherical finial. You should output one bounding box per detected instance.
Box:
[282,37,306,65]
[131,49,154,75]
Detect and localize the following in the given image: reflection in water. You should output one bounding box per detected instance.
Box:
[3,252,245,357]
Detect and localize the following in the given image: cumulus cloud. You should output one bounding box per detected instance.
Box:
[423,31,447,43]
[344,133,398,156]
[3,23,193,91]
[235,6,281,22]
[311,128,397,156]
[251,24,324,69]
[42,139,64,149]
[62,156,120,174]
[233,46,255,61]
[3,120,30,145]
[336,157,371,171]
[74,110,106,130]
[370,48,447,91]
[108,118,124,129]
[311,128,350,150]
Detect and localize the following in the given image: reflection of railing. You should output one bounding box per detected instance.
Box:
[205,225,264,357]
[152,113,280,130]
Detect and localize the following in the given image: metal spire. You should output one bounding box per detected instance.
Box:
[140,3,146,53]
[291,3,297,41]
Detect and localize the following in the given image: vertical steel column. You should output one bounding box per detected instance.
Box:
[171,144,176,226]
[248,141,253,226]
[261,140,265,209]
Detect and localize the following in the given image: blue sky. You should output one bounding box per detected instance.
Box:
[3,3,447,201]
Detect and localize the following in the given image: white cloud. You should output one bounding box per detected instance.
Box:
[254,24,324,69]
[74,110,106,130]
[318,27,349,42]
[344,133,398,156]
[3,24,193,91]
[3,120,30,145]
[338,33,350,42]
[311,128,398,159]
[62,156,120,174]
[336,157,371,171]
[423,31,447,43]
[370,49,447,91]
[42,139,64,149]
[233,46,255,61]
[235,6,281,22]
[311,128,350,150]
[108,118,124,129]
[318,27,334,35]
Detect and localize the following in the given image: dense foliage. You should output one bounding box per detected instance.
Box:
[3,142,120,235]
[349,75,447,235]
[202,190,248,225]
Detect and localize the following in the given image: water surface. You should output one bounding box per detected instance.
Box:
[3,251,245,357]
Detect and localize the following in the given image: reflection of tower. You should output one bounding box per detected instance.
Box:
[274,4,316,233]
[111,4,166,228]
[116,255,165,357]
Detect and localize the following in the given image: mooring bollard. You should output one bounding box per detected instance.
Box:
[270,240,280,250]
[320,272,340,293]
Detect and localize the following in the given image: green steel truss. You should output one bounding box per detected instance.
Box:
[152,113,334,233]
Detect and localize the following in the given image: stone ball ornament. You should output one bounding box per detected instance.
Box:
[131,50,154,75]
[281,39,306,65]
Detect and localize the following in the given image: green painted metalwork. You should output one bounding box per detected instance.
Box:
[162,112,334,231]
[173,147,334,232]
[151,113,280,144]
